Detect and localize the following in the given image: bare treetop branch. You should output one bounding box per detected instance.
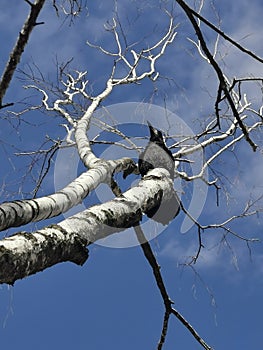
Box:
[0,0,46,108]
[176,0,258,151]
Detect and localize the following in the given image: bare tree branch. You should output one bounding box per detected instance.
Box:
[185,2,263,64]
[0,0,46,107]
[0,168,175,283]
[134,224,213,350]
[0,156,137,232]
[175,0,257,151]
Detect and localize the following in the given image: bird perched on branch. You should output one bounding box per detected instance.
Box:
[138,121,180,224]
[139,121,175,178]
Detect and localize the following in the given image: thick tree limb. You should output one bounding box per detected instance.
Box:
[0,169,175,284]
[0,157,135,232]
[0,225,88,285]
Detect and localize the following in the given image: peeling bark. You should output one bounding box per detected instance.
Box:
[0,225,88,285]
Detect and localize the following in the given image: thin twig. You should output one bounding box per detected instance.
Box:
[171,308,213,350]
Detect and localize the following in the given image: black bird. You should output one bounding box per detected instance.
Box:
[138,121,180,224]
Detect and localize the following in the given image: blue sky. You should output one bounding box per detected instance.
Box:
[0,1,263,349]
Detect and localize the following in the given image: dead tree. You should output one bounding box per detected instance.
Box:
[0,1,262,349]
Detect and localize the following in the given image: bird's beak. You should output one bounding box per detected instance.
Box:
[147,120,153,128]
[147,120,157,136]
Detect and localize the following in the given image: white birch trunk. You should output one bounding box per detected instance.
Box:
[0,169,176,284]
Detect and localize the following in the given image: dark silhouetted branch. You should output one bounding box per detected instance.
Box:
[0,0,46,107]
